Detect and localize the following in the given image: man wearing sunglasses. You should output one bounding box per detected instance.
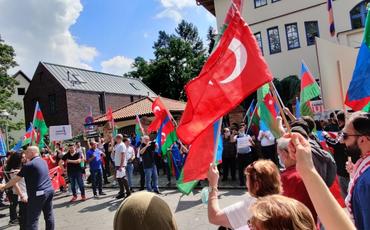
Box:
[340,112,370,230]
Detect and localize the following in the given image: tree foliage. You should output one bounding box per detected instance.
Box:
[125,20,207,100]
[0,36,23,143]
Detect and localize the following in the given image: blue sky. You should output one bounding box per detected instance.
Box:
[0,0,216,77]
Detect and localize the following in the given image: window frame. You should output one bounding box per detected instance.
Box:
[267,26,282,54]
[98,93,106,114]
[17,87,25,96]
[285,23,300,50]
[350,1,369,29]
[254,32,264,56]
[48,94,57,114]
[254,0,267,8]
[304,21,320,46]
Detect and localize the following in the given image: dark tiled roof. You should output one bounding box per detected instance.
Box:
[196,0,215,15]
[41,62,156,97]
[94,97,185,123]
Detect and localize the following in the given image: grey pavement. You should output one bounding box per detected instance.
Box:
[0,188,246,230]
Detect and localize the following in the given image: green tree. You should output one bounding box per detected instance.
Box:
[0,36,23,145]
[126,20,207,100]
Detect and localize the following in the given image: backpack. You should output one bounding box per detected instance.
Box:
[309,139,337,187]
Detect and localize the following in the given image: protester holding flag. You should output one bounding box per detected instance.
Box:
[0,146,55,230]
[207,160,282,229]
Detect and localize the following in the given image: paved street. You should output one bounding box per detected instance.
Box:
[0,188,246,230]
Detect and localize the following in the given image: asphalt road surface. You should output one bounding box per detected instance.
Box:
[0,188,246,230]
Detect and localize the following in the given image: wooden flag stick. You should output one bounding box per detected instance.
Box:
[269,82,291,133]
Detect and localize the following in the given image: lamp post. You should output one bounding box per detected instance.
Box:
[0,110,10,152]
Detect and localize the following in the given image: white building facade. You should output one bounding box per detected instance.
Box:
[198,0,367,79]
[9,71,30,143]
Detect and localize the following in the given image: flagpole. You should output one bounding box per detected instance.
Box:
[242,99,255,122]
[269,82,291,133]
[246,103,258,134]
[31,102,38,146]
[213,118,223,163]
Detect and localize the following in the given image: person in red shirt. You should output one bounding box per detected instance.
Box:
[277,137,318,223]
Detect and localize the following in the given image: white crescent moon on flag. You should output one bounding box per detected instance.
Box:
[153,106,161,113]
[219,38,248,84]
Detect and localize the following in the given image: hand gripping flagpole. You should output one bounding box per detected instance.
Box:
[269,82,291,133]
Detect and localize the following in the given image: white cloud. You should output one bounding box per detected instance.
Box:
[0,0,98,77]
[156,8,182,23]
[143,32,149,38]
[160,0,196,9]
[156,0,196,23]
[101,56,134,75]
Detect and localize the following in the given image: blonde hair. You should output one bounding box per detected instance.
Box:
[245,160,282,197]
[249,195,315,230]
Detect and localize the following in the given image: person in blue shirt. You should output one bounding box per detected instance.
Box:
[0,146,55,230]
[86,140,107,198]
[341,112,370,230]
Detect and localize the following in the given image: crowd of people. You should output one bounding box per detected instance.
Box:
[0,111,369,230]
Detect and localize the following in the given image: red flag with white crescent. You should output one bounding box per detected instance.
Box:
[177,9,273,144]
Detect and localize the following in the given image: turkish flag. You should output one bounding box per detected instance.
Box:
[148,98,168,133]
[177,10,273,144]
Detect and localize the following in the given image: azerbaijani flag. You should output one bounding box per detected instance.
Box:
[0,131,6,156]
[257,84,281,138]
[157,116,177,155]
[300,62,321,116]
[32,102,48,148]
[345,8,370,112]
[247,101,259,136]
[135,115,144,146]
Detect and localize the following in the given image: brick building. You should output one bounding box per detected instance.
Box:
[24,62,156,136]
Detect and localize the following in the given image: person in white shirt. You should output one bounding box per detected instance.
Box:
[113,134,130,199]
[258,129,278,166]
[235,123,255,186]
[124,138,135,192]
[207,160,282,230]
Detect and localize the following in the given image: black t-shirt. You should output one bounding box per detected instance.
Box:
[17,157,53,197]
[103,142,111,157]
[140,143,156,169]
[62,152,82,174]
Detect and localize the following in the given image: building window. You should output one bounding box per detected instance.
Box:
[272,0,280,2]
[285,23,300,50]
[267,27,281,54]
[350,1,369,29]
[48,94,56,114]
[98,93,106,114]
[17,88,25,95]
[254,32,264,55]
[129,82,140,90]
[305,21,320,46]
[254,0,267,8]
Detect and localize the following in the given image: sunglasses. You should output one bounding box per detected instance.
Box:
[339,131,363,140]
